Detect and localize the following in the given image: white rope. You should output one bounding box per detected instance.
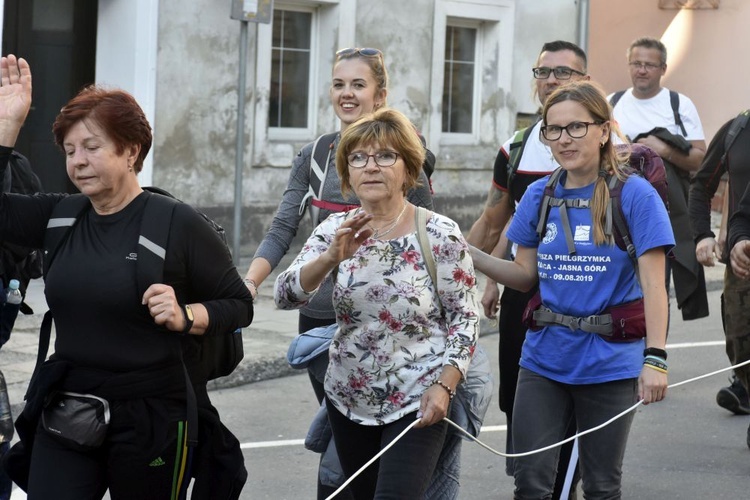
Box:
[324,419,421,500]
[324,358,750,499]
[445,358,750,457]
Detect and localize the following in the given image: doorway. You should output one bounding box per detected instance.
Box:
[2,0,97,193]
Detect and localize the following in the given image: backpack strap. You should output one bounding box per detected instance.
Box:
[536,168,580,255]
[669,90,688,137]
[721,109,750,166]
[135,191,178,296]
[414,206,443,316]
[300,132,338,226]
[43,194,92,277]
[29,195,92,395]
[1,160,11,192]
[609,90,626,108]
[136,190,200,447]
[506,124,536,196]
[607,174,636,265]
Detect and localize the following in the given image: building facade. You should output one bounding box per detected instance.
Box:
[1,0,582,256]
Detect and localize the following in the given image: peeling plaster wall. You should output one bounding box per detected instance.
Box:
[511,1,579,119]
[151,0,579,255]
[154,1,245,207]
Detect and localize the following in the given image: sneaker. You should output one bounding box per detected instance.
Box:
[716,375,750,415]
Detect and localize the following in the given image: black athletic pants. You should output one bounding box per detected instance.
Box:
[27,401,190,500]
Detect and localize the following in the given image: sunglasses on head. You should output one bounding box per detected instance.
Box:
[336,47,382,59]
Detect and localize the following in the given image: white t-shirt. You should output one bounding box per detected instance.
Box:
[608,87,705,141]
[500,121,559,178]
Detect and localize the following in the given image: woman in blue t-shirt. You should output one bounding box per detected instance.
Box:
[471,81,673,499]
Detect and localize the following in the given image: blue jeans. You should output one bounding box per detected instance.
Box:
[326,399,448,499]
[512,368,638,500]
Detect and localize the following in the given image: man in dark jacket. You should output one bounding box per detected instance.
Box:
[690,111,750,448]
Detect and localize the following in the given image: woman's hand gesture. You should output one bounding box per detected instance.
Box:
[324,211,374,265]
[0,55,32,145]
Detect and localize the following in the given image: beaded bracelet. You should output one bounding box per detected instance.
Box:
[643,356,668,374]
[243,278,258,291]
[431,379,456,400]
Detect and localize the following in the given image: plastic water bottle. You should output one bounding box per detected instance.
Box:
[5,280,22,305]
[0,370,13,443]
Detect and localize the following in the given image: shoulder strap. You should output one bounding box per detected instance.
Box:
[507,124,535,194]
[43,194,92,277]
[609,90,626,108]
[2,160,10,192]
[134,190,199,446]
[721,110,750,165]
[136,191,179,297]
[535,168,565,241]
[32,195,92,396]
[300,133,338,226]
[414,207,443,316]
[536,168,593,256]
[607,174,636,264]
[669,90,688,137]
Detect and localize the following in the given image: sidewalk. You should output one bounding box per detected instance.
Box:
[0,249,728,416]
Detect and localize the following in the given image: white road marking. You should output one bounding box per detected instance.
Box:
[233,340,726,450]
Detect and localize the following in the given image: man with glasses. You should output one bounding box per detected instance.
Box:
[609,36,709,324]
[466,40,588,500]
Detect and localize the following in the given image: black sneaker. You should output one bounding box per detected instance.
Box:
[716,375,750,415]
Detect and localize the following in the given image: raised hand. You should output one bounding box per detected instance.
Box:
[324,211,374,264]
[0,54,32,146]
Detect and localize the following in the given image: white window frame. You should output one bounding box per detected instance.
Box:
[429,0,514,149]
[441,19,481,141]
[260,4,318,141]
[253,0,355,167]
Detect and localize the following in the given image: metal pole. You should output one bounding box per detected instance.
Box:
[233,20,249,265]
[577,0,590,54]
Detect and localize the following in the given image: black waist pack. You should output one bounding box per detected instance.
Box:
[41,391,111,451]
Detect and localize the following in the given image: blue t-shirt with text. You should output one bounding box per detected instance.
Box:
[507,172,674,384]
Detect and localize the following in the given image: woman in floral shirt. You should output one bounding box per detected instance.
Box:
[275,108,479,498]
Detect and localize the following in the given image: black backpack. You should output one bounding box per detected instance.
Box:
[0,152,44,311]
[42,187,244,381]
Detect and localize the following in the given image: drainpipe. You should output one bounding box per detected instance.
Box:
[577,0,590,53]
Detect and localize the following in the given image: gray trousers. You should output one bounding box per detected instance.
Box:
[512,368,638,500]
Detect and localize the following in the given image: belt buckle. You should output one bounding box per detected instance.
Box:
[567,317,580,331]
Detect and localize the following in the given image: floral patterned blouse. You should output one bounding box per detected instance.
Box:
[275,209,479,425]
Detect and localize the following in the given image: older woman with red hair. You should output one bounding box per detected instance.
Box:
[0,55,252,499]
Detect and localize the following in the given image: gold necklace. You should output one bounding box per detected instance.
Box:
[369,202,407,239]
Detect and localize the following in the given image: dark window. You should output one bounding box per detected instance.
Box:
[269,10,312,128]
[442,25,476,134]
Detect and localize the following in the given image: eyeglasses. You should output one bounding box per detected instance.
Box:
[628,61,663,71]
[336,47,382,59]
[540,121,603,141]
[347,151,399,168]
[532,66,586,80]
